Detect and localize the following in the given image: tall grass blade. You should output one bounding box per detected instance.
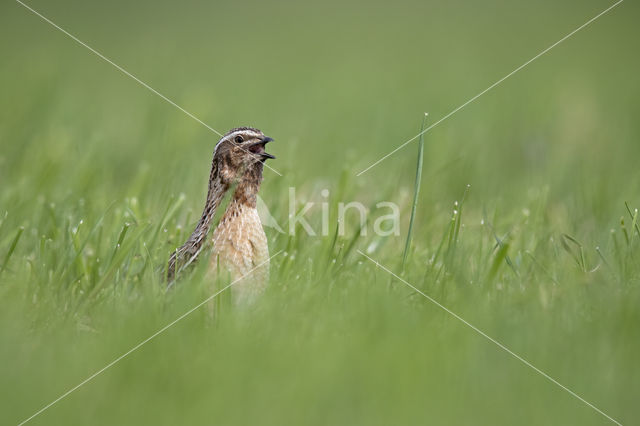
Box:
[402,113,427,271]
[625,202,640,239]
[0,226,24,276]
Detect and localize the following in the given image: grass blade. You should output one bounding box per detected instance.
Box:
[625,202,640,239]
[0,227,24,276]
[402,113,427,271]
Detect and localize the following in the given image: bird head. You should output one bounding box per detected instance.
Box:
[214,127,275,182]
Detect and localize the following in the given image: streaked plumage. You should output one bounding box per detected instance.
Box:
[167,127,275,304]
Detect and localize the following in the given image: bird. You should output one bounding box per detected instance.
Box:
[167,127,275,304]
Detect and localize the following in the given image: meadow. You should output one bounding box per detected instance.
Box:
[1,0,639,424]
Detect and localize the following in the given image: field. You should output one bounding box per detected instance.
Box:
[1,0,639,424]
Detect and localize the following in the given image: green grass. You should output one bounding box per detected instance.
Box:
[1,0,639,424]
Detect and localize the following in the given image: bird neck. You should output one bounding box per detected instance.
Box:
[191,161,263,243]
[230,171,262,209]
[184,161,229,252]
[224,163,263,208]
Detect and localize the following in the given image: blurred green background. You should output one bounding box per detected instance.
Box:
[1,0,639,424]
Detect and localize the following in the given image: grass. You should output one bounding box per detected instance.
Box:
[1,0,640,424]
[401,113,427,271]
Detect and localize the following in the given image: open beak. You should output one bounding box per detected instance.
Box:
[249,136,276,160]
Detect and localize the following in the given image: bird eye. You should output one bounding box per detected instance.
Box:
[234,136,244,143]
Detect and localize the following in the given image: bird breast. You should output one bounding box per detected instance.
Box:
[209,201,269,303]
